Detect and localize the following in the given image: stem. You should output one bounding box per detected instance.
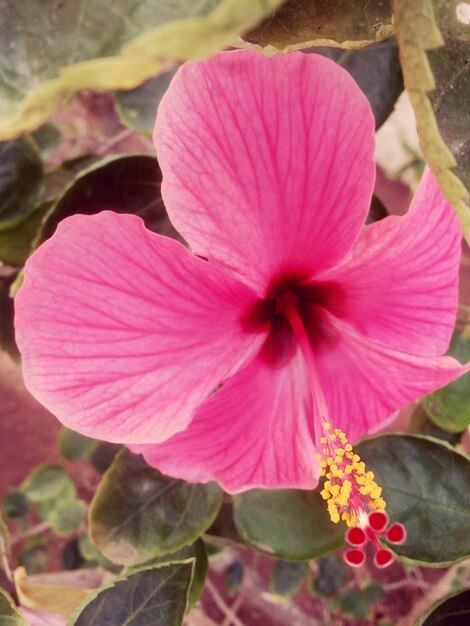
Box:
[205,578,246,626]
[11,521,52,547]
[396,560,470,626]
[383,579,430,591]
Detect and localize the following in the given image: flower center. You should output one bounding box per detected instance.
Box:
[273,285,406,568]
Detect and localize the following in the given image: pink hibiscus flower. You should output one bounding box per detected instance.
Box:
[15,50,467,497]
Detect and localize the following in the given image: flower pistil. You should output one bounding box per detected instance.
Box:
[316,422,406,568]
[278,292,406,569]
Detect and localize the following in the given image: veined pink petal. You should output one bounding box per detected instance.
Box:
[15,212,266,444]
[155,50,375,293]
[317,169,461,356]
[133,326,319,492]
[314,313,470,441]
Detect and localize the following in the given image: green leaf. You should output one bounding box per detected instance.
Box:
[115,68,178,135]
[50,500,87,537]
[0,138,43,222]
[2,489,29,520]
[69,561,194,626]
[416,588,470,625]
[78,534,121,573]
[394,0,470,244]
[337,589,369,618]
[90,442,122,475]
[20,464,75,504]
[314,37,403,129]
[131,539,208,610]
[61,539,85,571]
[0,588,28,626]
[355,434,470,565]
[244,0,393,51]
[18,544,49,575]
[0,137,44,265]
[31,123,62,158]
[187,539,209,611]
[233,488,344,560]
[35,478,77,524]
[168,541,207,610]
[89,450,223,566]
[428,2,470,197]
[362,583,384,603]
[0,275,18,358]
[311,556,347,597]
[225,561,244,594]
[39,155,177,244]
[409,405,464,446]
[58,428,98,462]
[270,560,308,598]
[0,201,53,267]
[421,331,470,433]
[338,584,383,618]
[0,0,283,139]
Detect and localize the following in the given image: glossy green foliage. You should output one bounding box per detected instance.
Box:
[70,561,194,626]
[58,428,98,462]
[90,450,223,566]
[357,434,470,565]
[270,560,308,598]
[233,488,344,560]
[422,331,470,433]
[0,138,44,265]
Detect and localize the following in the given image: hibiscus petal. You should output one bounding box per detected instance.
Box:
[134,325,319,493]
[317,169,461,356]
[314,313,470,441]
[155,50,375,293]
[15,212,266,444]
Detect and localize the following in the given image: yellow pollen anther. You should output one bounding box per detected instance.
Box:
[316,423,387,527]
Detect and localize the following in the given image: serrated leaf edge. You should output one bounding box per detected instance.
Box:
[393,0,470,244]
[67,558,195,626]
